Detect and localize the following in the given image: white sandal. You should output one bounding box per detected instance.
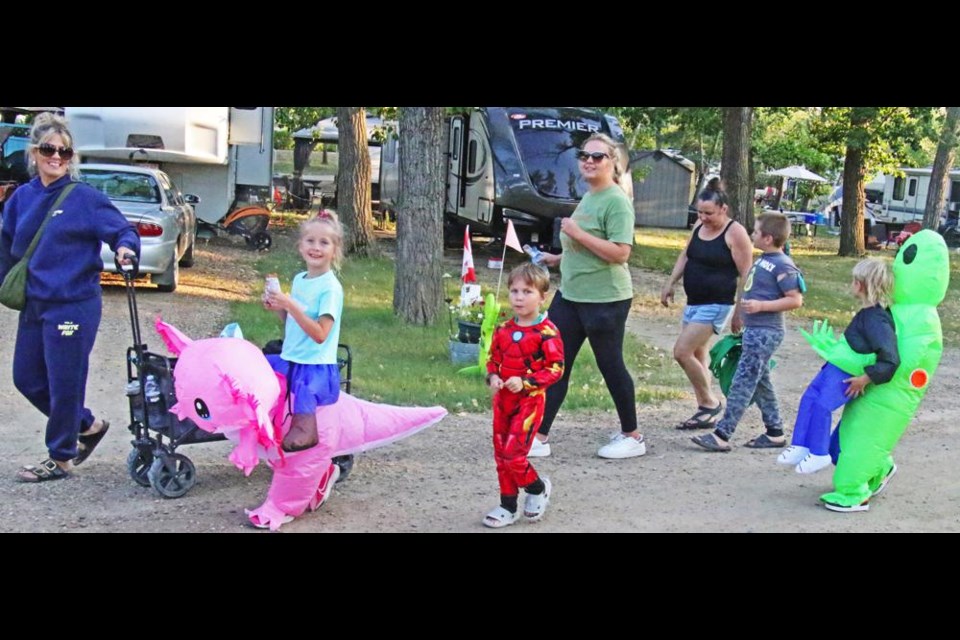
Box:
[523,477,552,521]
[482,506,520,528]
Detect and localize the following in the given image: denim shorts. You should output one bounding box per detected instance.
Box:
[682,303,734,335]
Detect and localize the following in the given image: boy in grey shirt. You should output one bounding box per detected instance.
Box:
[692,213,804,451]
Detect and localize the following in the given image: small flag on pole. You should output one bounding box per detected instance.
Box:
[461,226,477,284]
[504,219,524,253]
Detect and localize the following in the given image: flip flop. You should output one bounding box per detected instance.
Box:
[73,420,110,465]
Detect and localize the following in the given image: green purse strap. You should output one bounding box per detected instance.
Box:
[21,182,78,265]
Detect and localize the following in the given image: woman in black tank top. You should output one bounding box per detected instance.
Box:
[660,179,754,430]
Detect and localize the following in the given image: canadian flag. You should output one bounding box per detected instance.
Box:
[461,226,477,283]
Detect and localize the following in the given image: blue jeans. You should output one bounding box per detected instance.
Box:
[715,326,784,440]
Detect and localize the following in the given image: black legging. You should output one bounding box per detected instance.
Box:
[539,291,636,436]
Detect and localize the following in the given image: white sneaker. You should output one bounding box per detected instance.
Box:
[795,453,832,474]
[597,433,647,459]
[528,438,551,458]
[777,445,810,466]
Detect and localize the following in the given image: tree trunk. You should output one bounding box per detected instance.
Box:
[924,106,960,230]
[720,107,754,228]
[839,144,866,256]
[393,107,446,325]
[335,107,375,256]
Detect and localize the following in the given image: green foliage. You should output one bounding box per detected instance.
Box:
[754,108,837,178]
[813,107,937,175]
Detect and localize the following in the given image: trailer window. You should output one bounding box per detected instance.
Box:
[468,139,478,173]
[950,180,960,203]
[893,177,905,200]
[908,178,917,197]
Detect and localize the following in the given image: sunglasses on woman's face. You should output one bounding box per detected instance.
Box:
[577,151,608,162]
[37,143,74,160]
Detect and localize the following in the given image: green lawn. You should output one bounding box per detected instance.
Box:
[273,149,337,177]
[231,229,686,412]
[630,227,960,346]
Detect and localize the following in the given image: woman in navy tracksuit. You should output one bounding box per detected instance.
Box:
[0,113,139,482]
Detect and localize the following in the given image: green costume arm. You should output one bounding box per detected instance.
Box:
[458,293,501,376]
[800,318,876,375]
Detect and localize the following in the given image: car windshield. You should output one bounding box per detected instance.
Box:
[80,169,161,203]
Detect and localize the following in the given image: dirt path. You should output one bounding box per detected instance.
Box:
[1,236,957,532]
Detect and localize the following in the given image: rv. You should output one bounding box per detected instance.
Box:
[65,107,274,230]
[880,166,960,223]
[379,107,631,248]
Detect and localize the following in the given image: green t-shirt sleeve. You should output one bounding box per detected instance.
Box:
[602,191,635,245]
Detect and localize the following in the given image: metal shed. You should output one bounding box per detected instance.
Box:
[631,150,696,228]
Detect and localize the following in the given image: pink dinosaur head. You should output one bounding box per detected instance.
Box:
[155,319,283,455]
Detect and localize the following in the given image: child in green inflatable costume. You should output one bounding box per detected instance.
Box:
[801,230,949,512]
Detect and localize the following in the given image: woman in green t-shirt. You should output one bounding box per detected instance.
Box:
[533,133,646,461]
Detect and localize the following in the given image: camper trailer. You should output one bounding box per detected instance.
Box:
[65,107,274,228]
[881,167,960,223]
[379,107,631,248]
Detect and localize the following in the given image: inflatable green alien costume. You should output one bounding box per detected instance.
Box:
[802,230,949,509]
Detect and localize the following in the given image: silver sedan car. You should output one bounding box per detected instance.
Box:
[80,164,197,292]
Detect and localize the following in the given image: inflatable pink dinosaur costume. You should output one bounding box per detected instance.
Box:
[155,319,446,530]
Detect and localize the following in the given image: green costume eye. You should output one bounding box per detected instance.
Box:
[902,244,917,265]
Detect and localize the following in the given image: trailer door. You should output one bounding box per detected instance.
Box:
[446,116,465,214]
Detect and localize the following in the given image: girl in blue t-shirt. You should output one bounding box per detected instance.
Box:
[263,211,344,453]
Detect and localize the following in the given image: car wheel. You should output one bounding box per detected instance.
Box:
[179,239,195,268]
[154,254,179,292]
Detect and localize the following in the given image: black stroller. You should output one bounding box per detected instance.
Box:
[118,257,353,498]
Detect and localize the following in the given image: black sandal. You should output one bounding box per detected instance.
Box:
[744,433,786,449]
[74,420,110,465]
[690,432,732,452]
[16,459,71,483]
[677,403,723,430]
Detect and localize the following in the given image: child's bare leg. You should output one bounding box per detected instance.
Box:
[283,413,319,452]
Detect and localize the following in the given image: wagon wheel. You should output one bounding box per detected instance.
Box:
[252,231,272,251]
[126,446,154,487]
[148,452,196,498]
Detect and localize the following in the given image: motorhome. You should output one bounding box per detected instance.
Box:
[881,166,960,223]
[379,107,631,248]
[65,107,274,229]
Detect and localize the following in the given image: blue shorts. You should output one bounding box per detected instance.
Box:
[682,304,734,335]
[266,355,340,414]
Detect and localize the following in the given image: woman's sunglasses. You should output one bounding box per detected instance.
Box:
[37,143,74,160]
[577,151,608,162]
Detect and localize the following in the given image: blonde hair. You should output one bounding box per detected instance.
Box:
[582,132,625,183]
[756,212,791,248]
[300,210,344,271]
[28,112,80,180]
[507,262,550,295]
[852,258,893,307]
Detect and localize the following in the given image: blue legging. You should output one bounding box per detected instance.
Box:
[791,363,852,456]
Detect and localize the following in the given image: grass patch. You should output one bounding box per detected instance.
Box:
[230,232,686,412]
[273,149,337,177]
[631,227,960,346]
